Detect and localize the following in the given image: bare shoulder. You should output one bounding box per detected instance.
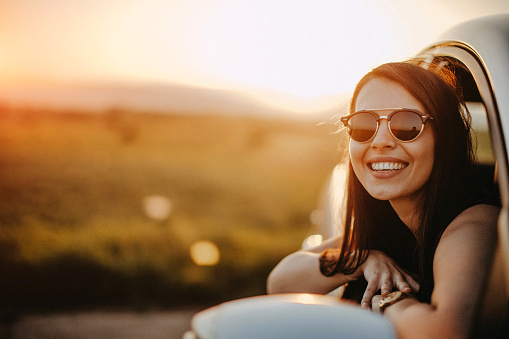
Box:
[432,204,500,309]
[441,204,499,239]
[434,204,499,272]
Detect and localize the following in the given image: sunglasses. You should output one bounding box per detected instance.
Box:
[340,108,433,143]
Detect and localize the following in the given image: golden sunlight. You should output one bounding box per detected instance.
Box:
[0,0,414,99]
[1,1,507,109]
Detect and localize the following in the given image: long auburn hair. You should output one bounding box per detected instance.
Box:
[320,59,478,301]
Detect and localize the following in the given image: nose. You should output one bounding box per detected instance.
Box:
[370,119,396,149]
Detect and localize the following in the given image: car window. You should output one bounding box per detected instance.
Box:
[423,54,501,195]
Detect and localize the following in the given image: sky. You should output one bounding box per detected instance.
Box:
[0,0,509,102]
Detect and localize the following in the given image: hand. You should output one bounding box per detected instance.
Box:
[352,251,420,309]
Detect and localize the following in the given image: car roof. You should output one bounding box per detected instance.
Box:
[429,14,509,143]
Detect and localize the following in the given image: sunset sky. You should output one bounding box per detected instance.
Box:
[0,0,508,101]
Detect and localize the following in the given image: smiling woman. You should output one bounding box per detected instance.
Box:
[267,59,500,338]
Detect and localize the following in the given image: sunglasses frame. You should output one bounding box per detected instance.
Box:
[340,108,433,143]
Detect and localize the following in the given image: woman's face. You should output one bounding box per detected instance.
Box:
[349,78,435,206]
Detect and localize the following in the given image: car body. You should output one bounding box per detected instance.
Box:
[184,14,509,338]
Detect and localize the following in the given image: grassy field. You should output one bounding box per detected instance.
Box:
[0,107,344,314]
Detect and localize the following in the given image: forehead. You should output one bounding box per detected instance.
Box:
[355,78,426,113]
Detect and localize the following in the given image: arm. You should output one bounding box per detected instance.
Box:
[266,236,352,295]
[267,236,420,304]
[373,204,499,339]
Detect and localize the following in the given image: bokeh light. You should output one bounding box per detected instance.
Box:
[190,240,221,266]
[309,209,324,226]
[142,195,173,221]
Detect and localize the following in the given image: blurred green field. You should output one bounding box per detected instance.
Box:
[0,107,343,314]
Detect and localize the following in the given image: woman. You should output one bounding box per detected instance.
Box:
[267,60,499,338]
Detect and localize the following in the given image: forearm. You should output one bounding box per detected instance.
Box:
[267,250,354,295]
[382,298,469,339]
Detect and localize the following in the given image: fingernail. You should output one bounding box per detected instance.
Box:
[361,302,369,309]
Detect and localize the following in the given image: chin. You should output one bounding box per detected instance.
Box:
[369,194,393,201]
[364,187,405,201]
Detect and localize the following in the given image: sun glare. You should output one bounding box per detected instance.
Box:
[302,234,324,249]
[191,0,400,97]
[0,0,402,99]
[2,0,506,103]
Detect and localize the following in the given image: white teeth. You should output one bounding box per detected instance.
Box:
[370,162,407,171]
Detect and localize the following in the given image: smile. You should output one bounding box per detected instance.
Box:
[369,162,408,171]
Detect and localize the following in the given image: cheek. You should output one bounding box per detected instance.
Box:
[349,141,364,160]
[349,143,358,164]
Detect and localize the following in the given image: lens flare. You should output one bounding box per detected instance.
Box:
[302,234,323,249]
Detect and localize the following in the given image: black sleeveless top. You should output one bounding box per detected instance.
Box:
[340,190,501,304]
[341,217,425,303]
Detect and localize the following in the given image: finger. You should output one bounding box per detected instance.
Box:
[407,277,420,293]
[399,272,420,293]
[395,280,413,294]
[380,276,393,297]
[361,282,378,309]
[390,271,412,293]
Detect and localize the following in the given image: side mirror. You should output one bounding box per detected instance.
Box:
[184,294,396,339]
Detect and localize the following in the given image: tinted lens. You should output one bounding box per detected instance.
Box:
[390,110,423,141]
[348,113,378,142]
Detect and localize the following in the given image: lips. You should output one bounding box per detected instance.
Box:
[369,162,408,172]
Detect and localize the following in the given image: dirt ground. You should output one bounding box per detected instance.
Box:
[1,309,201,339]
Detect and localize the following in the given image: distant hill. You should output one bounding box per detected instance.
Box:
[0,81,349,120]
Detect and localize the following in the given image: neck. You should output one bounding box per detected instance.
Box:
[390,197,420,235]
